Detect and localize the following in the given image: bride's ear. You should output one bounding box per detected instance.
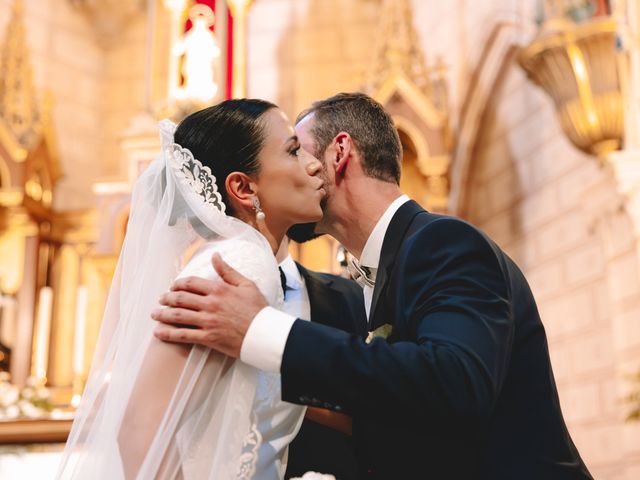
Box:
[225,172,258,210]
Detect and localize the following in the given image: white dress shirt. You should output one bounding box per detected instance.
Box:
[358,194,410,318]
[250,254,310,479]
[240,195,411,373]
[279,255,311,320]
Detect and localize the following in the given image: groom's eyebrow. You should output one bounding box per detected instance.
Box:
[284,135,299,146]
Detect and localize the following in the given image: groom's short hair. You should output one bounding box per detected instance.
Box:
[296,92,402,185]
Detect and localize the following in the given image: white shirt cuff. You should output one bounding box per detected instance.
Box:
[240,306,297,373]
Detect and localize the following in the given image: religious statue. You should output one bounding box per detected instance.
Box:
[172,4,221,103]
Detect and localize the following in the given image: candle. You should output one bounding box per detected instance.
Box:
[34,287,53,379]
[73,286,88,377]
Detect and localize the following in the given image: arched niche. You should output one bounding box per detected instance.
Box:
[373,72,451,213]
[396,124,427,206]
[449,22,528,216]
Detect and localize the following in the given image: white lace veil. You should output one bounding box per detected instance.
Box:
[56,120,277,479]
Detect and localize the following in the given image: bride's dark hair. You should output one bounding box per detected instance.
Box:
[174,98,277,214]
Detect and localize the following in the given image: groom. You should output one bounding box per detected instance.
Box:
[153,93,593,479]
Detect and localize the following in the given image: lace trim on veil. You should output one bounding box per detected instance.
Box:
[159,119,226,213]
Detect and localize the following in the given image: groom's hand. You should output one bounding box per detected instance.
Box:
[152,253,269,358]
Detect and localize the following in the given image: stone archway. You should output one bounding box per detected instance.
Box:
[397,126,426,207]
[373,75,451,213]
[449,22,529,216]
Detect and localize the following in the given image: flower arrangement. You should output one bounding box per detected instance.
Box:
[0,372,54,420]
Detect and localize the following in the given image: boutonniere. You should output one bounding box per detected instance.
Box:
[365,323,393,343]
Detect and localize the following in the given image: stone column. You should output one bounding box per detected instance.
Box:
[227,0,254,99]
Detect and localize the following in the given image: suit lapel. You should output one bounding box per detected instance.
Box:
[295,263,341,330]
[369,200,426,330]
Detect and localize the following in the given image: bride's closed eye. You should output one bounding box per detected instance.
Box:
[288,144,301,157]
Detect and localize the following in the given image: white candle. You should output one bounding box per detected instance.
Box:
[73,286,88,377]
[34,287,53,379]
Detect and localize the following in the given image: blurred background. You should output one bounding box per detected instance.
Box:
[0,0,639,478]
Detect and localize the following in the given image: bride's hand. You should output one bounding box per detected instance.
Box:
[305,407,353,436]
[152,253,268,358]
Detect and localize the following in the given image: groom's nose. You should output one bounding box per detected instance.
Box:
[304,153,323,177]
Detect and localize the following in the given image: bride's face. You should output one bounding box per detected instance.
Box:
[254,108,326,227]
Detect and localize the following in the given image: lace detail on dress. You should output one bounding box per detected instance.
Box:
[236,421,262,479]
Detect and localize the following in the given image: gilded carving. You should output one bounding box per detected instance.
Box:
[365,0,451,212]
[0,0,41,152]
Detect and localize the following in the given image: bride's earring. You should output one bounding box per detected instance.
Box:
[253,197,266,221]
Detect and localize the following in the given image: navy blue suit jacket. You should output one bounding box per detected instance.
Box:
[284,263,367,480]
[281,201,592,479]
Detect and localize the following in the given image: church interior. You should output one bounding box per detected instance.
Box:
[0,0,639,477]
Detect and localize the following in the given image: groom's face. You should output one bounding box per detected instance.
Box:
[291,113,333,241]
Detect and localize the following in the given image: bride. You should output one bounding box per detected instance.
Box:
[56,99,327,479]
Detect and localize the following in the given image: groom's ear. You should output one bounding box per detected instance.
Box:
[225,172,257,209]
[333,132,352,177]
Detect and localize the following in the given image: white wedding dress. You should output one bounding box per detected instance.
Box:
[56,120,305,479]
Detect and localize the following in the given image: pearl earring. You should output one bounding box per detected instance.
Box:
[253,197,266,221]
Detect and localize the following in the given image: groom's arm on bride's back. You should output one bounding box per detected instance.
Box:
[154,220,513,429]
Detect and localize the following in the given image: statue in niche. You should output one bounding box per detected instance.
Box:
[172,3,221,103]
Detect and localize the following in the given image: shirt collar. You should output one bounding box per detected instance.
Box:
[359,194,410,271]
[279,254,304,290]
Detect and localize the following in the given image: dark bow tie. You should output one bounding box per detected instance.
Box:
[279,266,288,299]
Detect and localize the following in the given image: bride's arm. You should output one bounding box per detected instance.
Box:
[304,407,352,435]
[117,337,191,479]
[116,242,222,478]
[117,240,278,479]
